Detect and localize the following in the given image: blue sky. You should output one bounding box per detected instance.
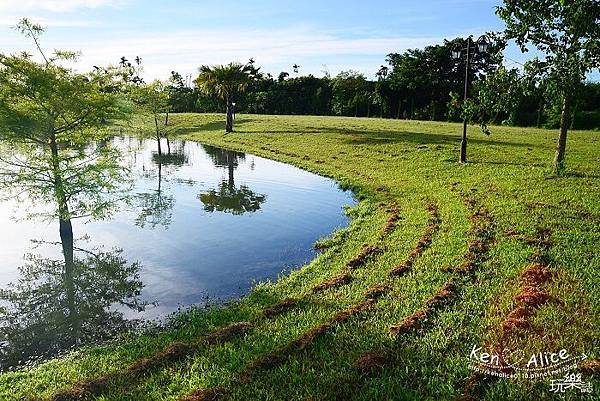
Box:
[0,0,555,80]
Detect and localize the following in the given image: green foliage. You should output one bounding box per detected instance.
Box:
[131,80,172,116]
[331,70,370,116]
[497,0,600,172]
[165,48,599,128]
[194,62,254,104]
[0,19,132,221]
[167,71,196,113]
[497,0,600,93]
[449,66,528,134]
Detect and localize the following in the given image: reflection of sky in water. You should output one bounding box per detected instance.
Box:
[0,137,355,320]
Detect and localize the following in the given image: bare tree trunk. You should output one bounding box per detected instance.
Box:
[225,98,233,133]
[164,112,170,154]
[536,100,544,128]
[154,115,162,156]
[553,96,571,174]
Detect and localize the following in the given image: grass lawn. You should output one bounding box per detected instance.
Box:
[1,113,598,401]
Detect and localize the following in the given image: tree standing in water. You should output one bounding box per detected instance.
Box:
[0,19,131,342]
[133,80,172,156]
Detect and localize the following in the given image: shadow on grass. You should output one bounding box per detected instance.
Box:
[335,129,534,149]
[469,160,548,168]
[246,125,535,149]
[173,118,256,135]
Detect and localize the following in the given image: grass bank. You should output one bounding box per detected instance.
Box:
[1,113,598,401]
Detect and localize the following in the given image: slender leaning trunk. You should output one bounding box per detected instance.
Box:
[553,95,571,174]
[164,112,171,154]
[154,115,162,156]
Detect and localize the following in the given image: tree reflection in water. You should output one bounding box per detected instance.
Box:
[0,242,145,370]
[199,145,266,215]
[134,145,188,229]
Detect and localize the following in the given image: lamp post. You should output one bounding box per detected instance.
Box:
[452,35,489,163]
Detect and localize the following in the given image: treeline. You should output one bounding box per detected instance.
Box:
[165,39,600,129]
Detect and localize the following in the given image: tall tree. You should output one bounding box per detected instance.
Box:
[387,50,426,119]
[497,0,600,174]
[194,63,253,132]
[168,71,197,113]
[332,71,369,117]
[133,80,172,155]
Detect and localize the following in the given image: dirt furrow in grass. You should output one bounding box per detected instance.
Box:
[443,191,496,276]
[459,227,557,401]
[45,204,396,401]
[240,300,376,378]
[175,300,378,401]
[387,202,440,277]
[381,202,400,237]
[274,201,442,400]
[46,299,304,400]
[47,321,254,401]
[327,192,496,400]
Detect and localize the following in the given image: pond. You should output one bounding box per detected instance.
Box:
[0,137,354,370]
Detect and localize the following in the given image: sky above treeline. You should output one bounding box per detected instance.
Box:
[0,0,588,81]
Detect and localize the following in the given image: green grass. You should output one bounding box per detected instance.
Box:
[1,113,598,401]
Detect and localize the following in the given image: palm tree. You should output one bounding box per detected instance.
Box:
[194,63,252,133]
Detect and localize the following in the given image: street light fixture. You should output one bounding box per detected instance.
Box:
[478,39,490,54]
[452,34,489,163]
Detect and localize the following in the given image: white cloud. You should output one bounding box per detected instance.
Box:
[0,0,122,13]
[0,0,122,27]
[0,15,97,27]
[51,28,443,79]
[1,24,445,79]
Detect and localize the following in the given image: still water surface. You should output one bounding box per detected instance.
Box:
[0,137,353,368]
